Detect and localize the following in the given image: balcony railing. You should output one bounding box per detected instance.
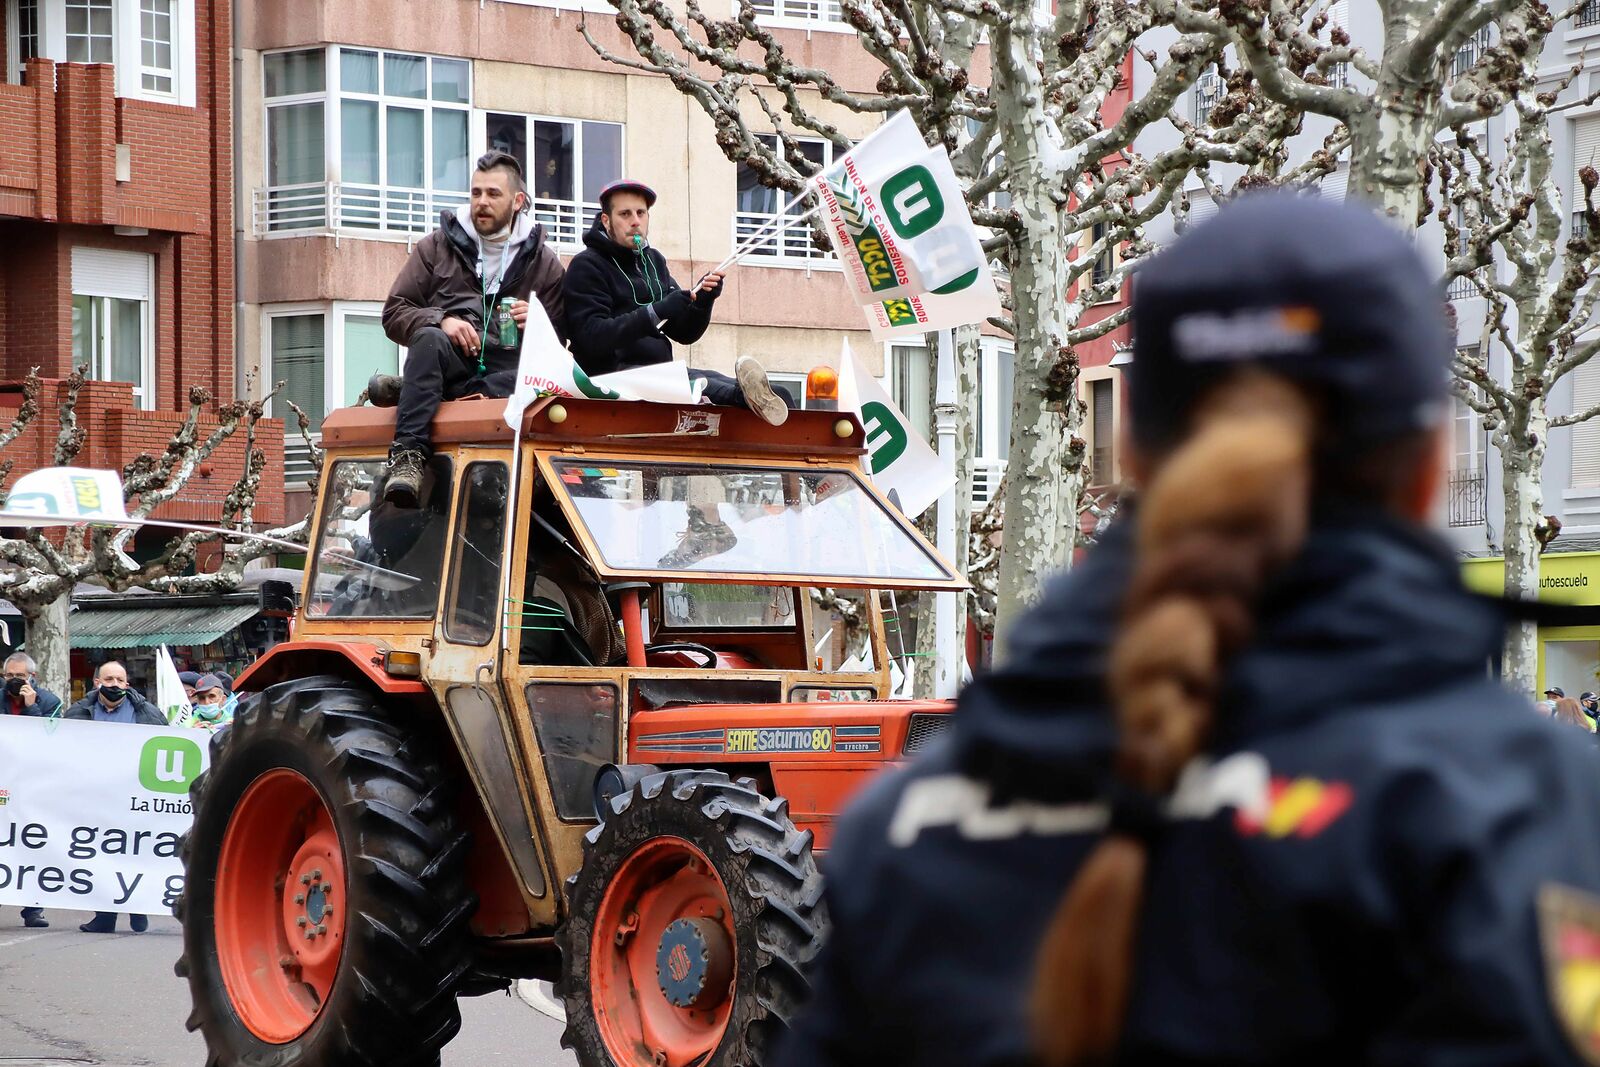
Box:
[529,199,602,248]
[733,210,836,265]
[752,0,843,21]
[1193,70,1224,125]
[1449,470,1488,527]
[1448,273,1477,300]
[971,458,1005,508]
[1579,1,1600,29]
[1451,25,1492,79]
[253,183,470,238]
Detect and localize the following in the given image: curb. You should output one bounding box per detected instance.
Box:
[515,978,566,1022]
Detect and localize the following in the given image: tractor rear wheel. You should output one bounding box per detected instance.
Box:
[175,675,475,1067]
[556,770,827,1067]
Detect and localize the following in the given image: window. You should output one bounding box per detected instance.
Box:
[259,47,471,235]
[887,341,932,440]
[307,457,453,618]
[446,462,510,645]
[767,372,809,410]
[7,0,40,85]
[1574,115,1600,239]
[1581,1,1600,29]
[1193,65,1223,126]
[70,247,154,409]
[1089,221,1115,289]
[1322,0,1349,88]
[1573,357,1600,489]
[66,0,113,63]
[139,0,174,93]
[751,0,843,24]
[1090,378,1114,486]
[1448,204,1477,300]
[483,113,622,247]
[973,338,1012,507]
[1451,25,1492,80]
[735,135,835,264]
[266,304,403,485]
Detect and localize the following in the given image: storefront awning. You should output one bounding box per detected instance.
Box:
[69,603,260,649]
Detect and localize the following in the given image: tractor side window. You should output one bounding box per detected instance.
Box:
[445,462,509,645]
[524,682,619,822]
[306,457,453,618]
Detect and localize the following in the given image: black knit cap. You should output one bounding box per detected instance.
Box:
[1127,192,1453,451]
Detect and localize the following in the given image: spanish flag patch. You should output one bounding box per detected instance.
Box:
[1233,775,1353,839]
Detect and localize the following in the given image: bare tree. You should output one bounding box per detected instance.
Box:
[0,369,308,697]
[583,0,1313,652]
[1431,16,1600,692]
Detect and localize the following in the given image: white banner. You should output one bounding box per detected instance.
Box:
[1,466,129,524]
[0,716,209,913]
[838,339,953,519]
[504,300,700,430]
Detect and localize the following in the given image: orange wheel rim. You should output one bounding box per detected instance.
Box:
[215,768,347,1044]
[591,837,737,1067]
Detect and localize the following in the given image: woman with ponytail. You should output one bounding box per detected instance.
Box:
[773,194,1600,1067]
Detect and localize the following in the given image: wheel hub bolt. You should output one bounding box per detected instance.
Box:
[316,924,327,936]
[294,893,305,905]
[304,930,316,941]
[296,916,308,928]
[300,873,312,885]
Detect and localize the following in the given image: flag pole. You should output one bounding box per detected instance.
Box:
[702,195,823,280]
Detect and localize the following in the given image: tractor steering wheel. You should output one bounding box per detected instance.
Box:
[644,642,720,669]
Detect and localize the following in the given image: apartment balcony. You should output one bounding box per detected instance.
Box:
[1449,470,1488,528]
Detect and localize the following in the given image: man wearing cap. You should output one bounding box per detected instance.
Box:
[188,673,234,731]
[375,150,567,508]
[563,179,790,424]
[1545,685,1566,704]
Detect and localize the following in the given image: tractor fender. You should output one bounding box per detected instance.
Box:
[234,640,432,698]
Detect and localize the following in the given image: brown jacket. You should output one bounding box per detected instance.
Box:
[383,208,567,349]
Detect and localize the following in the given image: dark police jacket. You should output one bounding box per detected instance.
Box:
[775,514,1600,1067]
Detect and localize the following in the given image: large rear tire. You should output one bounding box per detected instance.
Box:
[175,675,475,1067]
[556,770,826,1067]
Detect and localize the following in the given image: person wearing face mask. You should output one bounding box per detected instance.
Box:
[3,652,58,928]
[563,179,792,425]
[186,673,235,731]
[63,660,163,933]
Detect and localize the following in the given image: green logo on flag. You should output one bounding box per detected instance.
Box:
[830,178,899,293]
[573,366,622,401]
[138,736,202,794]
[931,268,979,295]
[881,299,918,327]
[860,401,908,470]
[881,165,944,239]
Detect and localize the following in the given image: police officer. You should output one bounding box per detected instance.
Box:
[774,194,1600,1067]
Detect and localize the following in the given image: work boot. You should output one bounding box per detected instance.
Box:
[80,912,117,933]
[366,373,402,408]
[735,356,790,427]
[129,914,148,933]
[20,908,47,928]
[658,507,738,569]
[383,447,427,509]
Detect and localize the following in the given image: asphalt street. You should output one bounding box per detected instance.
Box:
[0,907,576,1066]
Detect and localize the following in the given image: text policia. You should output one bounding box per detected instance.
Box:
[0,818,186,908]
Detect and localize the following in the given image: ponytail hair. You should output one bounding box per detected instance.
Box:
[1030,373,1317,1066]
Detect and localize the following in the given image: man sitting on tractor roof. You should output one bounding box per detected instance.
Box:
[563,179,792,425]
[373,150,566,508]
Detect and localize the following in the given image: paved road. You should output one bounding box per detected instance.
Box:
[0,907,576,1066]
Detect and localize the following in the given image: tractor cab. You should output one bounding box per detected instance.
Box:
[182,392,966,1067]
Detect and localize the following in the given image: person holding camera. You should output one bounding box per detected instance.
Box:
[3,652,59,928]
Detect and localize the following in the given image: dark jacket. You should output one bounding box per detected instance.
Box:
[3,684,60,717]
[383,206,566,349]
[776,514,1600,1067]
[564,215,719,376]
[65,687,165,726]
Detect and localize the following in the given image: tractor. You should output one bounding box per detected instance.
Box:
[174,389,965,1067]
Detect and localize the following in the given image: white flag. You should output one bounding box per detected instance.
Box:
[837,338,954,519]
[812,111,998,323]
[1,467,129,524]
[504,300,701,430]
[155,645,193,726]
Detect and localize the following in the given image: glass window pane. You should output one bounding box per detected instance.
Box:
[996,344,1014,460]
[431,58,469,103]
[341,314,397,407]
[736,163,777,215]
[1091,380,1114,485]
[307,457,453,618]
[547,460,954,584]
[445,463,509,645]
[264,49,325,97]
[580,122,622,204]
[661,583,795,629]
[892,343,932,440]
[340,99,379,185]
[267,102,325,186]
[532,121,575,201]
[339,48,378,94]
[383,53,426,99]
[272,313,326,431]
[487,113,528,177]
[109,299,144,390]
[386,107,425,188]
[71,295,96,365]
[66,7,87,35]
[432,109,468,192]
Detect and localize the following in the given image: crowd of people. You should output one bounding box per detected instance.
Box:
[3,652,237,932]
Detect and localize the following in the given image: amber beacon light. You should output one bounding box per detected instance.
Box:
[805,365,840,411]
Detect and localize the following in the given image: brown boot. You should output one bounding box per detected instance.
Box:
[366,374,402,408]
[735,356,789,426]
[383,447,427,509]
[658,506,738,569]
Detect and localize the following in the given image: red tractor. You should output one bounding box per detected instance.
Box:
[175,393,963,1067]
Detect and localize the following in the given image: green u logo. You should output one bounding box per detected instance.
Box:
[138,736,202,794]
[861,401,909,471]
[881,166,944,239]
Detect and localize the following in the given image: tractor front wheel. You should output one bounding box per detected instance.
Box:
[556,770,827,1067]
[176,675,475,1067]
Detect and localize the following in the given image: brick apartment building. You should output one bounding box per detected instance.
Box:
[235,0,1072,516]
[0,0,284,553]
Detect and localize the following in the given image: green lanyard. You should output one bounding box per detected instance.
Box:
[479,255,507,374]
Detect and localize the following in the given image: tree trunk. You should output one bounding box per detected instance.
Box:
[1499,409,1546,697]
[952,324,980,674]
[23,593,71,701]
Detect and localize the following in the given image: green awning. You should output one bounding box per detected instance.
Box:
[69,603,259,649]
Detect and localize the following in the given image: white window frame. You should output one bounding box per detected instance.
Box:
[766,371,811,411]
[744,0,852,33]
[64,0,113,65]
[137,0,175,97]
[1193,64,1224,126]
[470,110,625,251]
[5,0,41,84]
[734,134,840,270]
[258,45,472,239]
[485,0,616,15]
[71,251,157,412]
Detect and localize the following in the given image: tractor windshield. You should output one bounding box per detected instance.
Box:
[538,457,963,590]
